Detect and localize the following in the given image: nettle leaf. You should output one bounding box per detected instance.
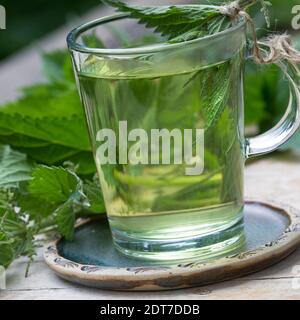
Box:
[0,113,90,151]
[17,145,81,165]
[0,48,92,172]
[1,85,81,118]
[103,1,225,41]
[0,138,95,175]
[0,145,32,188]
[200,61,233,129]
[17,191,57,219]
[55,200,76,241]
[27,165,83,240]
[0,206,25,235]
[0,134,50,148]
[25,165,104,240]
[0,203,33,269]
[244,64,268,125]
[0,232,15,268]
[0,137,94,175]
[66,152,96,176]
[42,50,73,83]
[83,180,105,213]
[0,79,91,153]
[0,230,34,269]
[29,165,80,203]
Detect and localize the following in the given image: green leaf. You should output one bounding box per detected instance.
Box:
[1,84,81,118]
[0,232,15,268]
[0,49,91,163]
[244,64,268,125]
[22,165,83,240]
[83,180,105,213]
[29,166,79,203]
[0,207,25,235]
[0,203,33,269]
[42,49,75,84]
[17,190,57,220]
[21,165,105,240]
[0,134,49,148]
[55,201,76,241]
[103,1,225,41]
[0,113,90,151]
[0,145,32,188]
[103,0,273,48]
[17,145,81,165]
[0,76,91,152]
[200,61,233,129]
[66,152,96,175]
[244,63,287,128]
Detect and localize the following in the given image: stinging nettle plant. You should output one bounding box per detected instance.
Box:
[1,0,299,275]
[102,0,270,43]
[103,0,300,65]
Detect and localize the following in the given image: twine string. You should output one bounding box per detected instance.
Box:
[219,0,300,65]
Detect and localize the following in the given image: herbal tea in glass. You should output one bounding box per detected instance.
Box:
[68,2,300,262]
[71,15,245,261]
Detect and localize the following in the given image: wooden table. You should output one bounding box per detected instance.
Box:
[0,1,300,300]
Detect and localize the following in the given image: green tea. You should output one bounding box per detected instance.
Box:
[77,54,245,261]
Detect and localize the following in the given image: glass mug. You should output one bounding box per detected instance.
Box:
[67,13,300,262]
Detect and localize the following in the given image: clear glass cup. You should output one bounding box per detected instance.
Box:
[67,13,300,262]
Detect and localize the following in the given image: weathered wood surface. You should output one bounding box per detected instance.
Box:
[0,0,300,300]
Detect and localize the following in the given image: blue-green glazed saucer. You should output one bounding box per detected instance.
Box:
[44,200,300,291]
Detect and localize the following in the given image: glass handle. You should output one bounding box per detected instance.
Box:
[245,60,300,158]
